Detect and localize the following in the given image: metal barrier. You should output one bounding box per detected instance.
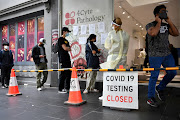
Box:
[13,67,180,72]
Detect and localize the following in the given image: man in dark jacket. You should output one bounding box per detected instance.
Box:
[57,27,71,93]
[0,42,14,88]
[83,34,100,94]
[32,38,48,91]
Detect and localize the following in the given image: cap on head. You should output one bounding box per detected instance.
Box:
[3,42,9,46]
[39,38,46,44]
[62,27,71,33]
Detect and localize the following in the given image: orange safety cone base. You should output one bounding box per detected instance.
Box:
[6,86,22,96]
[64,100,86,106]
[64,66,87,106]
[6,69,22,97]
[8,86,20,94]
[64,91,87,105]
[68,91,83,103]
[67,91,84,102]
[6,92,22,97]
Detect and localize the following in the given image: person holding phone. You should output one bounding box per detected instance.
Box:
[83,34,101,94]
[146,5,179,107]
[32,38,48,91]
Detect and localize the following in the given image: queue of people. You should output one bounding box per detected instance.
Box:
[0,4,179,108]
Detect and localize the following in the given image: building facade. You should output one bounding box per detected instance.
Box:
[0,0,59,86]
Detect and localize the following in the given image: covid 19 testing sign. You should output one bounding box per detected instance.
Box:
[103,71,138,109]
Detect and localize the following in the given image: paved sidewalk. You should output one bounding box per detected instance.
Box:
[0,85,179,120]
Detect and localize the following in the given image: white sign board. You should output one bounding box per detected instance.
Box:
[103,72,138,109]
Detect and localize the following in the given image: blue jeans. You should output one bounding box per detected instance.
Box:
[148,54,177,99]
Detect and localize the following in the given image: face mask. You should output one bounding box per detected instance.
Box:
[159,11,168,19]
[65,33,69,37]
[112,26,115,30]
[4,46,9,50]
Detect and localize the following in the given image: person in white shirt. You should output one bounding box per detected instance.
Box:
[137,48,147,69]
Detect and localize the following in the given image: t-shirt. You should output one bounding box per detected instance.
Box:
[146,21,171,57]
[39,46,45,63]
[58,37,70,62]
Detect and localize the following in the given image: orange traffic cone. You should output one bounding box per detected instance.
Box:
[64,67,86,105]
[119,65,124,69]
[6,69,22,97]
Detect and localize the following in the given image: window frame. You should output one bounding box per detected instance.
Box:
[0,16,44,66]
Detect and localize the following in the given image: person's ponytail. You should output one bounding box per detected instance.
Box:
[86,34,96,43]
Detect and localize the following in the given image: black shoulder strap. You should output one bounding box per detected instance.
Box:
[9,50,12,56]
[1,50,11,56]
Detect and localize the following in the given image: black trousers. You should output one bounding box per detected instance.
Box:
[1,66,12,86]
[58,61,71,91]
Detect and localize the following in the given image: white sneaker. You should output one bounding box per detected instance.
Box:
[58,89,67,94]
[1,86,5,89]
[90,89,99,93]
[99,96,103,100]
[4,84,8,88]
[83,89,88,94]
[37,88,42,91]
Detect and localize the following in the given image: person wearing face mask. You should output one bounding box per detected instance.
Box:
[99,18,130,100]
[57,27,71,93]
[83,34,101,94]
[0,42,14,88]
[100,18,130,69]
[32,38,48,91]
[146,5,179,107]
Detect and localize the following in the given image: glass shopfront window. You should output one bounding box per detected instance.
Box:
[9,24,16,61]
[27,19,35,62]
[37,17,44,43]
[2,25,8,48]
[1,16,44,64]
[17,21,25,62]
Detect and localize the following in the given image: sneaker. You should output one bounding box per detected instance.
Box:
[1,86,5,89]
[99,96,103,100]
[37,88,42,91]
[4,84,8,88]
[147,97,159,107]
[156,86,166,101]
[83,89,88,94]
[90,89,99,93]
[58,89,67,94]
